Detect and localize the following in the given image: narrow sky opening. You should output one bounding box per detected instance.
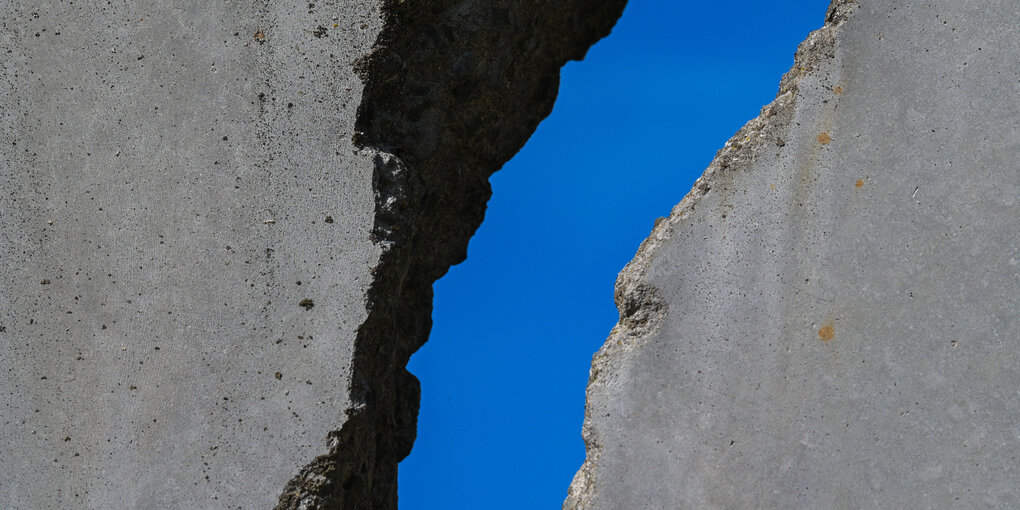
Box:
[399,1,830,508]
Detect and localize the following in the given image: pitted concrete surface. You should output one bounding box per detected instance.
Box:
[0,2,381,507]
[571,1,1020,508]
[0,0,630,507]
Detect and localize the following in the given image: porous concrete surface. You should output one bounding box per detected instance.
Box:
[0,0,628,509]
[569,0,1019,508]
[0,1,381,508]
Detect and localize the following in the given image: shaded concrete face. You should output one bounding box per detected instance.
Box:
[571,1,1019,508]
[0,2,381,507]
[0,0,630,507]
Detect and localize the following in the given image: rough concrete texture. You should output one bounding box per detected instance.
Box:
[0,1,625,509]
[569,1,1019,508]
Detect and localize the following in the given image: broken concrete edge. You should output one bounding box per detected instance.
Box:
[563,1,859,508]
[274,1,628,508]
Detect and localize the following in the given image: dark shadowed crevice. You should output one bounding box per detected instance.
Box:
[275,1,627,508]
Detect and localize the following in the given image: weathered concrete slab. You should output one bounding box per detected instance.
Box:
[0,1,627,508]
[0,2,382,508]
[569,1,1020,508]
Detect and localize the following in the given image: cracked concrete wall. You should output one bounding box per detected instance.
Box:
[569,1,1019,508]
[0,1,626,509]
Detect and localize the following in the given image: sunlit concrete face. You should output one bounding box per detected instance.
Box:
[573,1,1020,508]
[0,2,381,507]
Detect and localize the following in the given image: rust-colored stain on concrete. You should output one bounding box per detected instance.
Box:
[833,86,843,95]
[818,324,835,341]
[817,132,832,145]
[855,179,864,188]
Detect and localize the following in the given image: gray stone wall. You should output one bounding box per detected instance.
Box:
[569,1,1020,508]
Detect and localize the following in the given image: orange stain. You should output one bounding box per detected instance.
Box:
[817,132,832,145]
[855,179,864,188]
[818,324,835,342]
[833,86,843,95]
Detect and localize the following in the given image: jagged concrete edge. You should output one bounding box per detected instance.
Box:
[564,1,859,508]
[274,1,628,509]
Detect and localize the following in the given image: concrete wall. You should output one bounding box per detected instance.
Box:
[0,1,627,509]
[0,2,381,508]
[569,1,1019,508]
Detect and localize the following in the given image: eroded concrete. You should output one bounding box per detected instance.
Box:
[570,0,1020,508]
[0,2,383,508]
[0,0,628,508]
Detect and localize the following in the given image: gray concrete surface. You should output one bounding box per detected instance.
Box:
[0,2,382,507]
[0,0,629,507]
[569,0,1020,508]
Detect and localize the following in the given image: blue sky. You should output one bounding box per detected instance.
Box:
[399,1,830,508]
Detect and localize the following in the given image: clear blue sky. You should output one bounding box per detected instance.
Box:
[399,1,829,508]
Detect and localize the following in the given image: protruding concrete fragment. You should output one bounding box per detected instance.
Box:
[0,1,626,509]
[570,1,1020,508]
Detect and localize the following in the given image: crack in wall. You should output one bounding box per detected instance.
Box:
[275,1,627,508]
[564,1,859,508]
